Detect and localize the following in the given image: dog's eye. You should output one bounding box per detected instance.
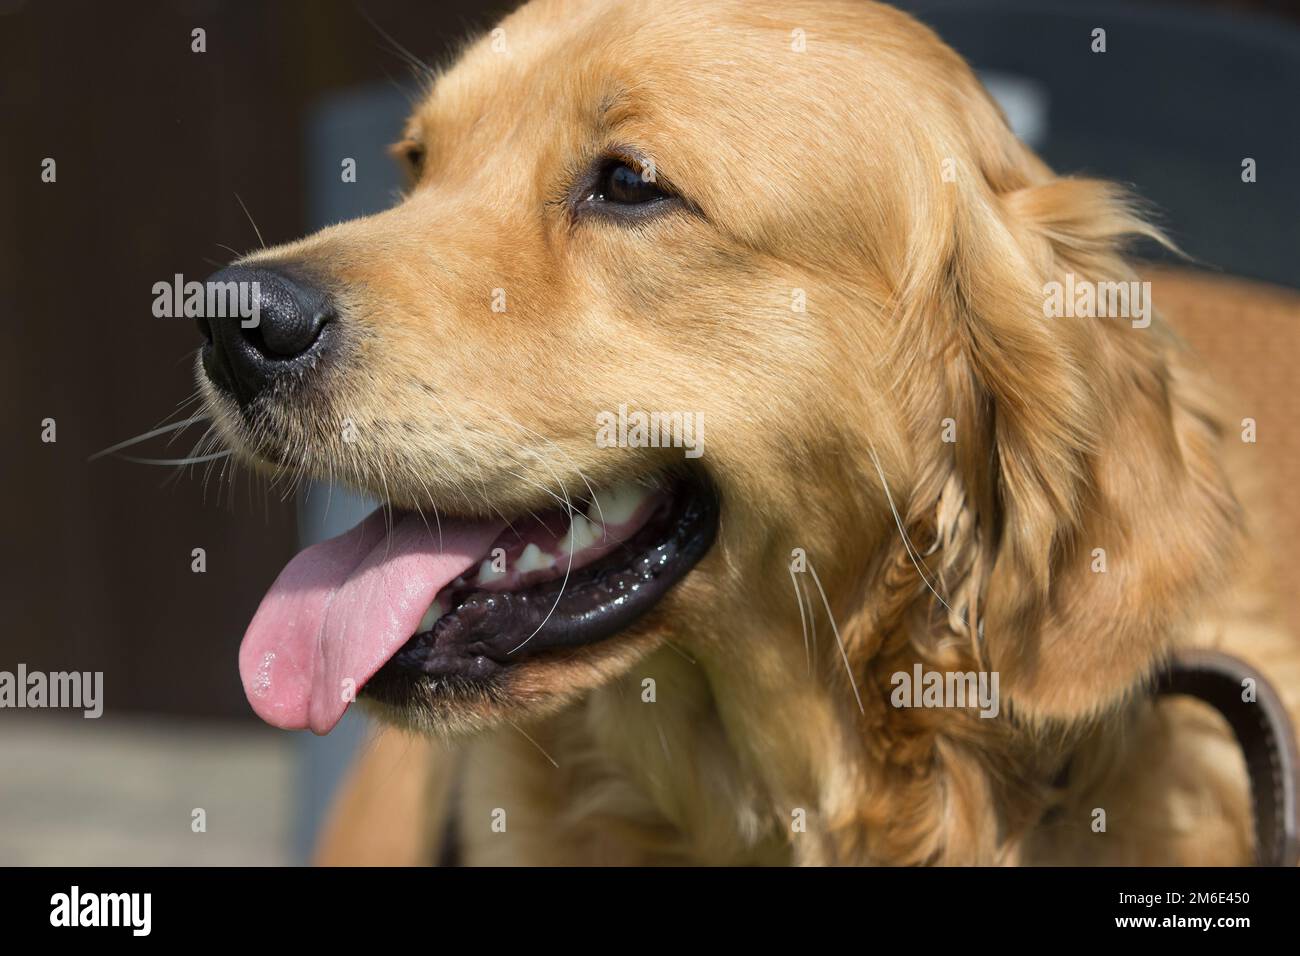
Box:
[593,161,665,205]
[572,154,683,223]
[390,139,426,180]
[402,145,426,175]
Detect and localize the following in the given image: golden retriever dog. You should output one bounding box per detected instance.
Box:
[195,0,1299,865]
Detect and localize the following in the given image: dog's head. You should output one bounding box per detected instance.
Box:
[201,0,1241,776]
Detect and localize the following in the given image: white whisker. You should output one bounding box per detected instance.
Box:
[806,558,865,716]
[234,192,266,250]
[505,717,558,769]
[118,450,232,467]
[790,565,812,675]
[866,444,958,620]
[88,413,210,461]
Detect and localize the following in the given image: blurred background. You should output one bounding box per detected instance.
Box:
[1,0,1297,864]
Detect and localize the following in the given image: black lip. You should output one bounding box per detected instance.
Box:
[363,479,719,692]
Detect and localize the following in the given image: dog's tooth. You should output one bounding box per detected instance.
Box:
[416,599,445,634]
[585,481,647,528]
[477,557,506,586]
[559,513,598,555]
[516,542,555,574]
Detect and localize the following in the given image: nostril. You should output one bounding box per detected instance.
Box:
[243,272,333,359]
[249,301,332,358]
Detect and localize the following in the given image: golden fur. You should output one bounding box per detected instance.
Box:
[208,0,1298,864]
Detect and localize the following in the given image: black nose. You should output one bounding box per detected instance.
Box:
[198,265,333,405]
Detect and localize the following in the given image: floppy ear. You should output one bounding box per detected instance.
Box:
[893,172,1245,724]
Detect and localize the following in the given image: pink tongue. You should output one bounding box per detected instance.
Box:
[238,509,505,735]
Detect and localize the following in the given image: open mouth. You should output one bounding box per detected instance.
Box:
[238,476,718,734]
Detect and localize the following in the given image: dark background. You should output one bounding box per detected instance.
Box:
[2,0,1298,720]
[1,0,514,719]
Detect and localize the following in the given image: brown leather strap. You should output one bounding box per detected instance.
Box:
[1155,649,1300,867]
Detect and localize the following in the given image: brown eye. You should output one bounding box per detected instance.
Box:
[594,160,667,205]
[391,139,425,178]
[573,154,683,223]
[403,144,425,173]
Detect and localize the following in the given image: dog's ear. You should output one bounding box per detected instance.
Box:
[891,168,1245,725]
